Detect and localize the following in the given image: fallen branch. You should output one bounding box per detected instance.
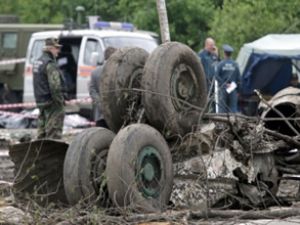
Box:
[264,128,300,148]
[191,207,300,220]
[125,207,300,222]
[125,210,190,222]
[203,113,255,124]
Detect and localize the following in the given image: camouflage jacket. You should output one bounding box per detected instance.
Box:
[46,61,64,105]
[33,51,64,106]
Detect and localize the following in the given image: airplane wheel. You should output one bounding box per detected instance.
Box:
[63,127,115,206]
[100,47,149,132]
[106,124,173,212]
[142,42,207,136]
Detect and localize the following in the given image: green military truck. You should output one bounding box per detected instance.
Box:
[0,15,63,105]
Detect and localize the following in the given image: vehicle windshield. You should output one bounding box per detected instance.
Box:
[103,37,157,53]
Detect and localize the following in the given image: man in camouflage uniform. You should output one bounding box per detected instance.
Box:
[33,38,65,139]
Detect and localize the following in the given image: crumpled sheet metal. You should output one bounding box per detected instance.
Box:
[260,87,300,117]
[174,149,256,181]
[171,142,279,209]
[172,123,216,163]
[259,87,300,136]
[171,149,250,209]
[9,139,69,205]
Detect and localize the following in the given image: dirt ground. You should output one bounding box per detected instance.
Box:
[1,128,300,225]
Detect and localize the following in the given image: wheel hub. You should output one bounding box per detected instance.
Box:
[136,146,163,198]
[171,63,198,111]
[143,163,155,181]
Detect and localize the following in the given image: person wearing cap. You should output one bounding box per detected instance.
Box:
[216,44,241,113]
[32,37,65,139]
[198,37,220,112]
[89,46,117,128]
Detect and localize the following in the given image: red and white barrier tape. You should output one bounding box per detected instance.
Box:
[0,97,92,110]
[0,58,26,66]
[0,102,35,109]
[65,97,92,105]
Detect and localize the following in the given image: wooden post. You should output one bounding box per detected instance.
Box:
[156,0,171,43]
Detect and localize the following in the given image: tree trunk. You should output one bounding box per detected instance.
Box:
[156,0,170,43]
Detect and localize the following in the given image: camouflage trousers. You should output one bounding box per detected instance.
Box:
[37,102,64,139]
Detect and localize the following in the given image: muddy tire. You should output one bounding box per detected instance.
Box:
[63,128,115,206]
[100,47,149,132]
[142,42,207,136]
[63,130,88,205]
[106,124,173,212]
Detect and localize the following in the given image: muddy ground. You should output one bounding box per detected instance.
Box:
[0,128,300,224]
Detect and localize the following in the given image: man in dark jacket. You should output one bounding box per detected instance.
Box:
[198,37,219,91]
[89,46,116,127]
[198,37,219,112]
[33,37,65,139]
[216,44,240,113]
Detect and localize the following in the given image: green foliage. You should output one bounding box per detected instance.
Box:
[0,0,122,24]
[2,0,300,53]
[0,0,217,51]
[114,0,216,50]
[0,0,18,14]
[210,0,300,57]
[167,0,215,50]
[116,0,159,34]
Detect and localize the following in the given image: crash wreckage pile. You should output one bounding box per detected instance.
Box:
[3,42,300,223]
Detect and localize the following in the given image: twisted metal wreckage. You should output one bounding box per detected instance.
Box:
[7,42,300,216]
[171,87,300,210]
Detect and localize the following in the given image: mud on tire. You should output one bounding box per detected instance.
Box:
[63,127,115,206]
[106,123,173,212]
[99,47,149,132]
[142,42,207,136]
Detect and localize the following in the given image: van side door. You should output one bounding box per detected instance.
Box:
[77,36,104,99]
[23,38,45,102]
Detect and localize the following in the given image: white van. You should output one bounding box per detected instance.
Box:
[24,27,158,116]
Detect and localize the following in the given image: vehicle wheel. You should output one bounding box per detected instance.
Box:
[63,127,115,206]
[106,124,173,212]
[100,47,149,132]
[142,42,207,136]
[63,130,87,205]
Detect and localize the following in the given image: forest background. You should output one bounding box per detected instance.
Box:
[1,0,300,57]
